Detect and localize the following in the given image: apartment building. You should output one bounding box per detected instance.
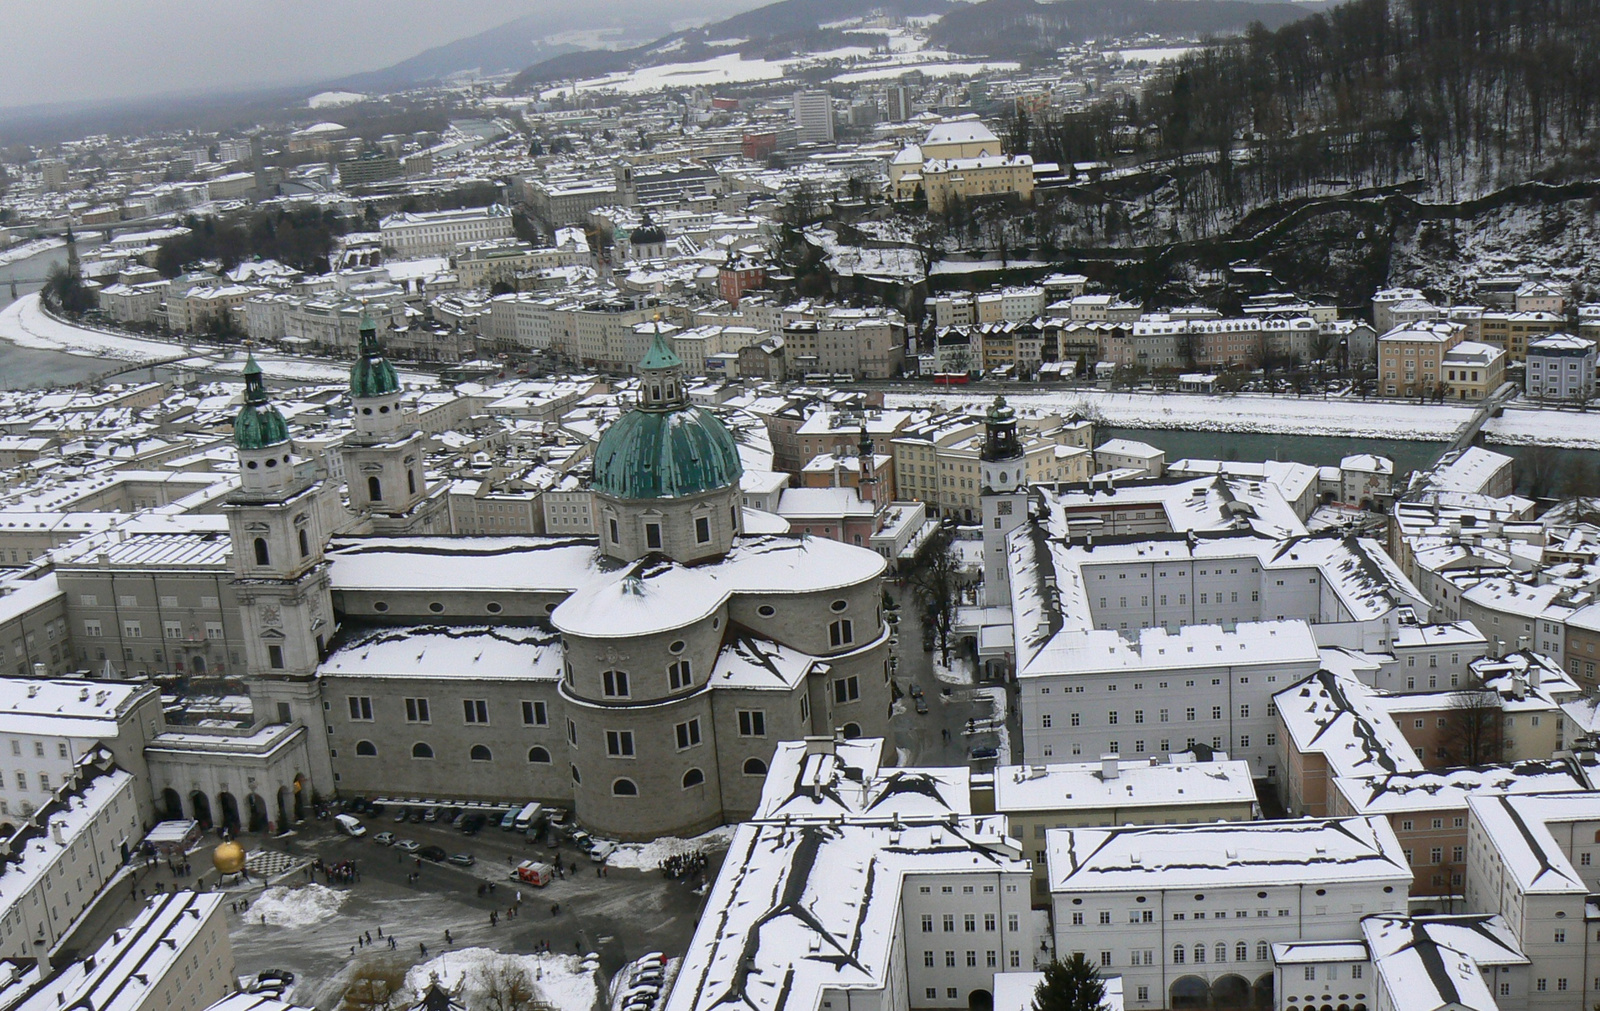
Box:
[378,205,514,257]
[1441,341,1507,401]
[1378,322,1465,398]
[1525,334,1597,402]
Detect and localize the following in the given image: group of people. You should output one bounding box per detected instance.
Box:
[314,857,360,885]
[353,928,398,956]
[658,851,708,881]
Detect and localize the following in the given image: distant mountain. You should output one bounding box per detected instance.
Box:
[509,0,956,90]
[331,1,768,93]
[926,0,1331,60]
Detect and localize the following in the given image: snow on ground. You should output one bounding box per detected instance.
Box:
[929,258,1054,275]
[308,91,366,108]
[407,948,599,1011]
[833,59,1021,83]
[972,686,1010,762]
[0,293,435,385]
[252,884,347,928]
[886,388,1475,442]
[1483,405,1600,450]
[547,47,871,97]
[933,652,976,686]
[0,238,64,268]
[1117,46,1198,64]
[605,825,735,871]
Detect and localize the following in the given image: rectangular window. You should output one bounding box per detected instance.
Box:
[695,516,711,543]
[605,730,635,757]
[163,621,183,639]
[83,620,101,637]
[347,697,372,721]
[829,619,854,648]
[833,676,860,703]
[922,915,933,932]
[522,701,548,726]
[463,699,489,724]
[738,710,766,737]
[205,622,224,640]
[675,719,702,749]
[645,523,662,549]
[123,621,141,638]
[267,644,284,669]
[404,698,431,723]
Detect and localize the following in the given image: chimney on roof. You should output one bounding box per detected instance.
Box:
[50,822,63,847]
[1101,754,1119,780]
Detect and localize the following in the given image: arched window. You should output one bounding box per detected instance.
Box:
[1214,942,1227,963]
[1256,942,1269,961]
[841,722,862,739]
[682,768,705,788]
[407,470,417,495]
[469,745,492,762]
[1235,942,1248,962]
[528,746,551,764]
[411,742,434,759]
[355,741,377,757]
[298,528,310,558]
[743,758,767,776]
[828,619,853,648]
[1172,945,1185,965]
[253,537,270,566]
[1193,944,1205,964]
[368,476,383,502]
[612,778,638,796]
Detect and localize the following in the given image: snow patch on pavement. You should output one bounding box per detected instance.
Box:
[252,883,347,927]
[605,825,735,871]
[407,948,599,1011]
[932,653,976,686]
[972,686,1010,763]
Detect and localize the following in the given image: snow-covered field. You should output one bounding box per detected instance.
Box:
[606,825,735,871]
[832,59,1022,83]
[1117,46,1199,64]
[406,948,599,1011]
[886,388,1475,441]
[1483,406,1600,450]
[252,884,347,928]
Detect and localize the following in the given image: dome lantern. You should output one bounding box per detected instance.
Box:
[233,354,289,451]
[349,309,400,400]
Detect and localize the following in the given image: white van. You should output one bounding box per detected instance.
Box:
[513,802,544,833]
[334,813,367,837]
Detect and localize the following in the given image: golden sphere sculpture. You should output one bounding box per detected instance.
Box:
[212,840,246,875]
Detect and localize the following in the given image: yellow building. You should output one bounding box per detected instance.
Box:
[889,117,1034,211]
[1441,340,1506,401]
[1378,321,1465,398]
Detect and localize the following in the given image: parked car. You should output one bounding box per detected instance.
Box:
[373,831,397,846]
[908,683,924,699]
[393,807,411,823]
[407,808,427,823]
[421,807,440,823]
[367,801,386,816]
[419,845,448,862]
[968,746,999,761]
[246,969,295,994]
[334,813,367,838]
[443,807,463,825]
[589,840,618,862]
[914,696,929,715]
[448,852,476,867]
[630,970,664,988]
[396,839,421,853]
[460,813,488,835]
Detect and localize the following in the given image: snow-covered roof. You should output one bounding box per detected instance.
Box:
[922,118,999,148]
[0,677,151,739]
[1332,761,1586,815]
[1362,914,1524,1011]
[1046,816,1410,892]
[1466,792,1600,894]
[1274,671,1425,779]
[320,625,563,682]
[752,738,970,822]
[553,558,724,639]
[993,755,1256,814]
[711,634,826,692]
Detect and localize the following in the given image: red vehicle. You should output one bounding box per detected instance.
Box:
[932,373,970,385]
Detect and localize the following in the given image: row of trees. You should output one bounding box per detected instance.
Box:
[154,207,350,278]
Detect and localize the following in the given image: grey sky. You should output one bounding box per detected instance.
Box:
[0,0,756,109]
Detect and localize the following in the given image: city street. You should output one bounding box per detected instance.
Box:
[884,584,1011,769]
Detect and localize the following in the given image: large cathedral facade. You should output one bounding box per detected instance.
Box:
[229,325,893,840]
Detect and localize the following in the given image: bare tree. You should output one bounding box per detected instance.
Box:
[475,957,540,1011]
[1448,679,1503,766]
[912,528,962,664]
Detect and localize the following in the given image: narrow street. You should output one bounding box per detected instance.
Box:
[885,582,1008,769]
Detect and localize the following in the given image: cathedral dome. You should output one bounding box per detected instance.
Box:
[591,404,743,500]
[592,329,743,501]
[233,355,290,450]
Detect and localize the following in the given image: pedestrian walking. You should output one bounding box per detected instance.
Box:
[365,931,372,944]
[445,929,452,945]
[420,943,428,958]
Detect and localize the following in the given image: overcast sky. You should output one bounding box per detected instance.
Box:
[0,0,752,110]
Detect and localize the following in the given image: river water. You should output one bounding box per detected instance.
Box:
[0,244,132,387]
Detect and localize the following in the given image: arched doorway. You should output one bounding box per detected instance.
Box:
[218,792,241,835]
[0,822,14,839]
[161,788,184,820]
[246,794,268,833]
[291,774,307,821]
[191,655,206,674]
[1212,975,1251,1010]
[190,792,213,829]
[1252,974,1275,1010]
[1169,976,1210,1010]
[967,990,992,1011]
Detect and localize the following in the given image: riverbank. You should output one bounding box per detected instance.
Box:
[0,237,64,269]
[885,388,1600,450]
[0,293,438,387]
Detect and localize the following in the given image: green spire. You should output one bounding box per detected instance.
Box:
[350,311,400,399]
[638,325,682,371]
[233,354,290,450]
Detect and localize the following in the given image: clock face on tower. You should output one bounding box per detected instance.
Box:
[259,604,282,627]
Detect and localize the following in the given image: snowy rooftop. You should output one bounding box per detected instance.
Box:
[1332,761,1586,815]
[752,738,970,822]
[1274,671,1425,779]
[664,817,1025,1011]
[1466,792,1600,894]
[992,756,1257,814]
[1362,914,1525,1011]
[0,892,225,1011]
[711,634,826,692]
[321,625,562,682]
[1431,447,1514,496]
[0,678,152,739]
[1046,816,1409,892]
[1033,475,1308,539]
[0,754,136,914]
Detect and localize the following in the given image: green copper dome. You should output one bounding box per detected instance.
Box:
[233,355,290,450]
[350,314,400,399]
[592,405,743,500]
